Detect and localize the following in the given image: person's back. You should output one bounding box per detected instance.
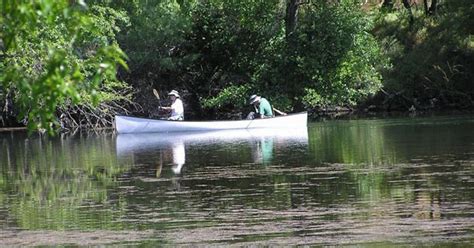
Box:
[258,97,273,117]
[170,98,184,120]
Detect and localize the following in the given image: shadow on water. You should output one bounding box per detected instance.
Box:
[0,115,473,246]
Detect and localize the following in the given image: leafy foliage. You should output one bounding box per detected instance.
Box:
[112,0,385,116]
[263,0,386,109]
[2,0,472,131]
[0,0,129,133]
[202,84,251,109]
[373,0,474,110]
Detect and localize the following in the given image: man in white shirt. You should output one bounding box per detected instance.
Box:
[160,90,184,120]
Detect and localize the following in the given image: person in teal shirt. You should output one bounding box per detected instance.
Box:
[247,94,273,119]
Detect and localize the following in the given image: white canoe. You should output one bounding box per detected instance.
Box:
[115,112,307,134]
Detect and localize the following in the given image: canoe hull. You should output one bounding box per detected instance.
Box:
[115,112,307,134]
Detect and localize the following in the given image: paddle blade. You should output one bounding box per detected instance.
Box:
[153,89,160,100]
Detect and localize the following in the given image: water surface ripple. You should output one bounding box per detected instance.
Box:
[0,115,473,246]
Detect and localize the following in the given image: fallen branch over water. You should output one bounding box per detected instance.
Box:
[58,100,143,130]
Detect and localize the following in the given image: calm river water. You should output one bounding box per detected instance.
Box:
[1,115,473,246]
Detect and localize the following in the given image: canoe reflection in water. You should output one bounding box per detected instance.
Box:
[116,128,308,177]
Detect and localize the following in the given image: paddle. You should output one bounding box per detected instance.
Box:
[154,88,169,118]
[153,88,162,107]
[272,107,287,116]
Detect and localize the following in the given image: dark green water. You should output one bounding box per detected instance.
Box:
[1,115,473,246]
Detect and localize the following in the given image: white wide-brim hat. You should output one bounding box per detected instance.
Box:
[168,90,180,98]
[249,94,260,104]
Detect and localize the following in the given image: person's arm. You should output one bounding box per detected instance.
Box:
[259,104,265,118]
[159,106,171,111]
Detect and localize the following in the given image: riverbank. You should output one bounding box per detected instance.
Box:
[309,106,474,121]
[3,109,472,134]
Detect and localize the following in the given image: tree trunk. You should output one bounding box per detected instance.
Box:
[381,0,393,10]
[402,0,414,26]
[428,0,438,15]
[285,0,299,39]
[423,0,429,15]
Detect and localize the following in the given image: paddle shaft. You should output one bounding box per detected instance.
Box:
[272,107,287,116]
[153,89,162,107]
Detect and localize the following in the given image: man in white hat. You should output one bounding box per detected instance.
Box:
[247,94,273,119]
[160,90,184,120]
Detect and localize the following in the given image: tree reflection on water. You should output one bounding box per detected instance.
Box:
[1,116,473,246]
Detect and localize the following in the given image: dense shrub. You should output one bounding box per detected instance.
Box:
[373,0,474,110]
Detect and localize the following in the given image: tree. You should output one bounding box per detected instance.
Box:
[0,0,128,134]
[402,0,414,25]
[286,0,300,38]
[382,0,394,10]
[424,0,438,15]
[374,0,474,110]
